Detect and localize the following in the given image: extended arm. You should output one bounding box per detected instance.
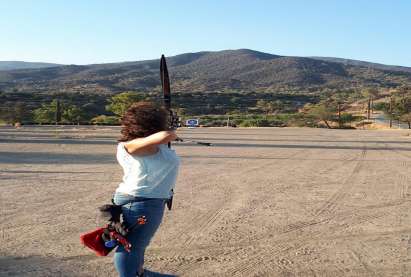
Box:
[124,131,178,155]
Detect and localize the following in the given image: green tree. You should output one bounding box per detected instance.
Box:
[81,102,102,122]
[382,87,411,128]
[256,99,283,117]
[256,100,269,115]
[230,96,241,108]
[328,91,348,128]
[307,103,335,128]
[400,113,411,129]
[270,100,284,114]
[395,86,411,128]
[91,115,120,125]
[33,100,59,124]
[62,105,85,124]
[339,113,356,127]
[0,102,32,124]
[106,91,144,117]
[362,87,379,119]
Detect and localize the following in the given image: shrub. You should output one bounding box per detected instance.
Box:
[91,115,119,125]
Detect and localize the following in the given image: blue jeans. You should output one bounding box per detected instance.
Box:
[112,193,166,277]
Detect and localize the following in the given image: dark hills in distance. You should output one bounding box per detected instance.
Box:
[0,61,62,71]
[0,49,410,96]
[310,56,411,73]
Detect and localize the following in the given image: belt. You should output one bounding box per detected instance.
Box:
[113,193,173,210]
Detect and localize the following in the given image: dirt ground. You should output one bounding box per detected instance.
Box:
[1,126,410,277]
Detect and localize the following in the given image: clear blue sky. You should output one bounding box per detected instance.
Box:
[1,0,410,66]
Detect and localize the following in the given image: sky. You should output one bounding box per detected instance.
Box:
[0,0,410,66]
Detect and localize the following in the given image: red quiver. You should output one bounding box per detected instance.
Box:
[80,227,113,256]
[80,216,146,256]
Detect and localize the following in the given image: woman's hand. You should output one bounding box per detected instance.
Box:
[124,131,177,154]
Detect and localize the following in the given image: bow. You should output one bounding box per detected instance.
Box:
[159,55,211,146]
[160,55,174,210]
[160,54,173,148]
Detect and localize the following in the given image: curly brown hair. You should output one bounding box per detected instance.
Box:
[118,102,168,142]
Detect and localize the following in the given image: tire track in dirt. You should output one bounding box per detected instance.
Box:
[159,148,266,271]
[173,191,391,275]
[223,153,369,275]
[169,149,312,237]
[149,205,407,276]
[383,142,411,237]
[157,143,375,275]
[349,242,382,277]
[151,212,411,257]
[219,147,350,237]
[226,242,294,276]
[225,205,394,277]
[223,145,409,277]
[314,145,367,217]
[164,148,316,274]
[160,210,228,274]
[371,139,411,232]
[398,173,408,199]
[178,147,364,273]
[375,140,410,200]
[160,190,231,271]
[350,249,376,276]
[285,203,390,236]
[182,208,226,247]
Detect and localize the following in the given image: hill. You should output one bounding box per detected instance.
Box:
[0,61,62,71]
[310,57,411,73]
[1,49,411,96]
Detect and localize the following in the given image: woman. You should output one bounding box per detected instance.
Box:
[112,102,180,277]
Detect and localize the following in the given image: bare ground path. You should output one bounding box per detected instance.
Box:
[0,126,410,276]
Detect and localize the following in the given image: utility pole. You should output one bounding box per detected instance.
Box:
[55,99,61,125]
[389,97,393,128]
[367,97,371,120]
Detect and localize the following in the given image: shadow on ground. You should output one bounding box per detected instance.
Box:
[0,254,97,276]
[0,255,177,277]
[143,269,176,277]
[0,152,115,164]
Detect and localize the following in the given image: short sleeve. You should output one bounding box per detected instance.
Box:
[117,142,129,164]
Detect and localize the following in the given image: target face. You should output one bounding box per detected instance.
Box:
[186,119,199,127]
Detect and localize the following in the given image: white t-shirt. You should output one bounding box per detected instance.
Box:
[115,143,180,198]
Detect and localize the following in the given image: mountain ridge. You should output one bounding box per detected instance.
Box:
[310,56,411,73]
[4,50,410,71]
[1,49,410,95]
[0,61,63,71]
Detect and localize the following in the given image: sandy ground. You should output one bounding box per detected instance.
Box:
[0,126,410,277]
